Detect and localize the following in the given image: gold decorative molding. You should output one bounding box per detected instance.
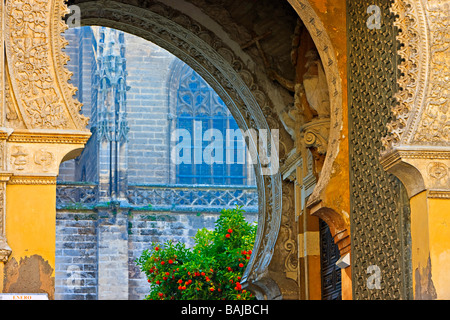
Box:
[7,130,91,145]
[428,190,450,199]
[8,175,57,185]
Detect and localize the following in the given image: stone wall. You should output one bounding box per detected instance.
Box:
[55,211,98,300]
[124,33,176,185]
[54,208,257,300]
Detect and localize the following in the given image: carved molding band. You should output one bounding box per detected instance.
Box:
[381,148,450,198]
[127,184,258,210]
[7,131,91,145]
[428,190,450,199]
[8,175,57,185]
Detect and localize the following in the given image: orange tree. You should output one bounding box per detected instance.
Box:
[136,206,257,300]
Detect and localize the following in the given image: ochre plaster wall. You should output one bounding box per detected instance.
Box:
[411,192,450,300]
[2,184,56,299]
[428,198,450,300]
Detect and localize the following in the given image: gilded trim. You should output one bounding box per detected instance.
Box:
[7,131,91,145]
[8,175,57,185]
[428,190,450,199]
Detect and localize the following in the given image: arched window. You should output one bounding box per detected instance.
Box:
[172,62,253,186]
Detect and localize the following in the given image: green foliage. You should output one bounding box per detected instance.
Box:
[135,206,257,300]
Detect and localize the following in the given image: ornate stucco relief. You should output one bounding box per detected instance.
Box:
[384,0,449,148]
[3,0,91,176]
[382,0,450,198]
[413,2,449,145]
[4,0,89,131]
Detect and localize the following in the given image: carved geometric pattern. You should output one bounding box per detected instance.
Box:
[127,185,258,209]
[56,183,99,209]
[55,183,258,212]
[348,0,413,300]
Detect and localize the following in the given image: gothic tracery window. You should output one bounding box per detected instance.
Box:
[173,63,251,186]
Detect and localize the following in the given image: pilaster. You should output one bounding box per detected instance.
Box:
[381,148,450,299]
[381,0,450,300]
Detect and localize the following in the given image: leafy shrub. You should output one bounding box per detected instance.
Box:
[136,206,257,300]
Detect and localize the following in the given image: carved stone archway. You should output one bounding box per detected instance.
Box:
[71,0,287,298]
[73,0,348,298]
[1,0,348,300]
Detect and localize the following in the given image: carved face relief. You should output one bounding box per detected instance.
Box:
[34,149,54,172]
[428,162,448,184]
[11,146,29,171]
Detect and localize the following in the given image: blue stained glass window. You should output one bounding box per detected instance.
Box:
[174,63,249,186]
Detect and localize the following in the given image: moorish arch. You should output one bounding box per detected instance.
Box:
[72,0,289,299]
[1,0,347,299]
[1,0,449,301]
[70,0,347,298]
